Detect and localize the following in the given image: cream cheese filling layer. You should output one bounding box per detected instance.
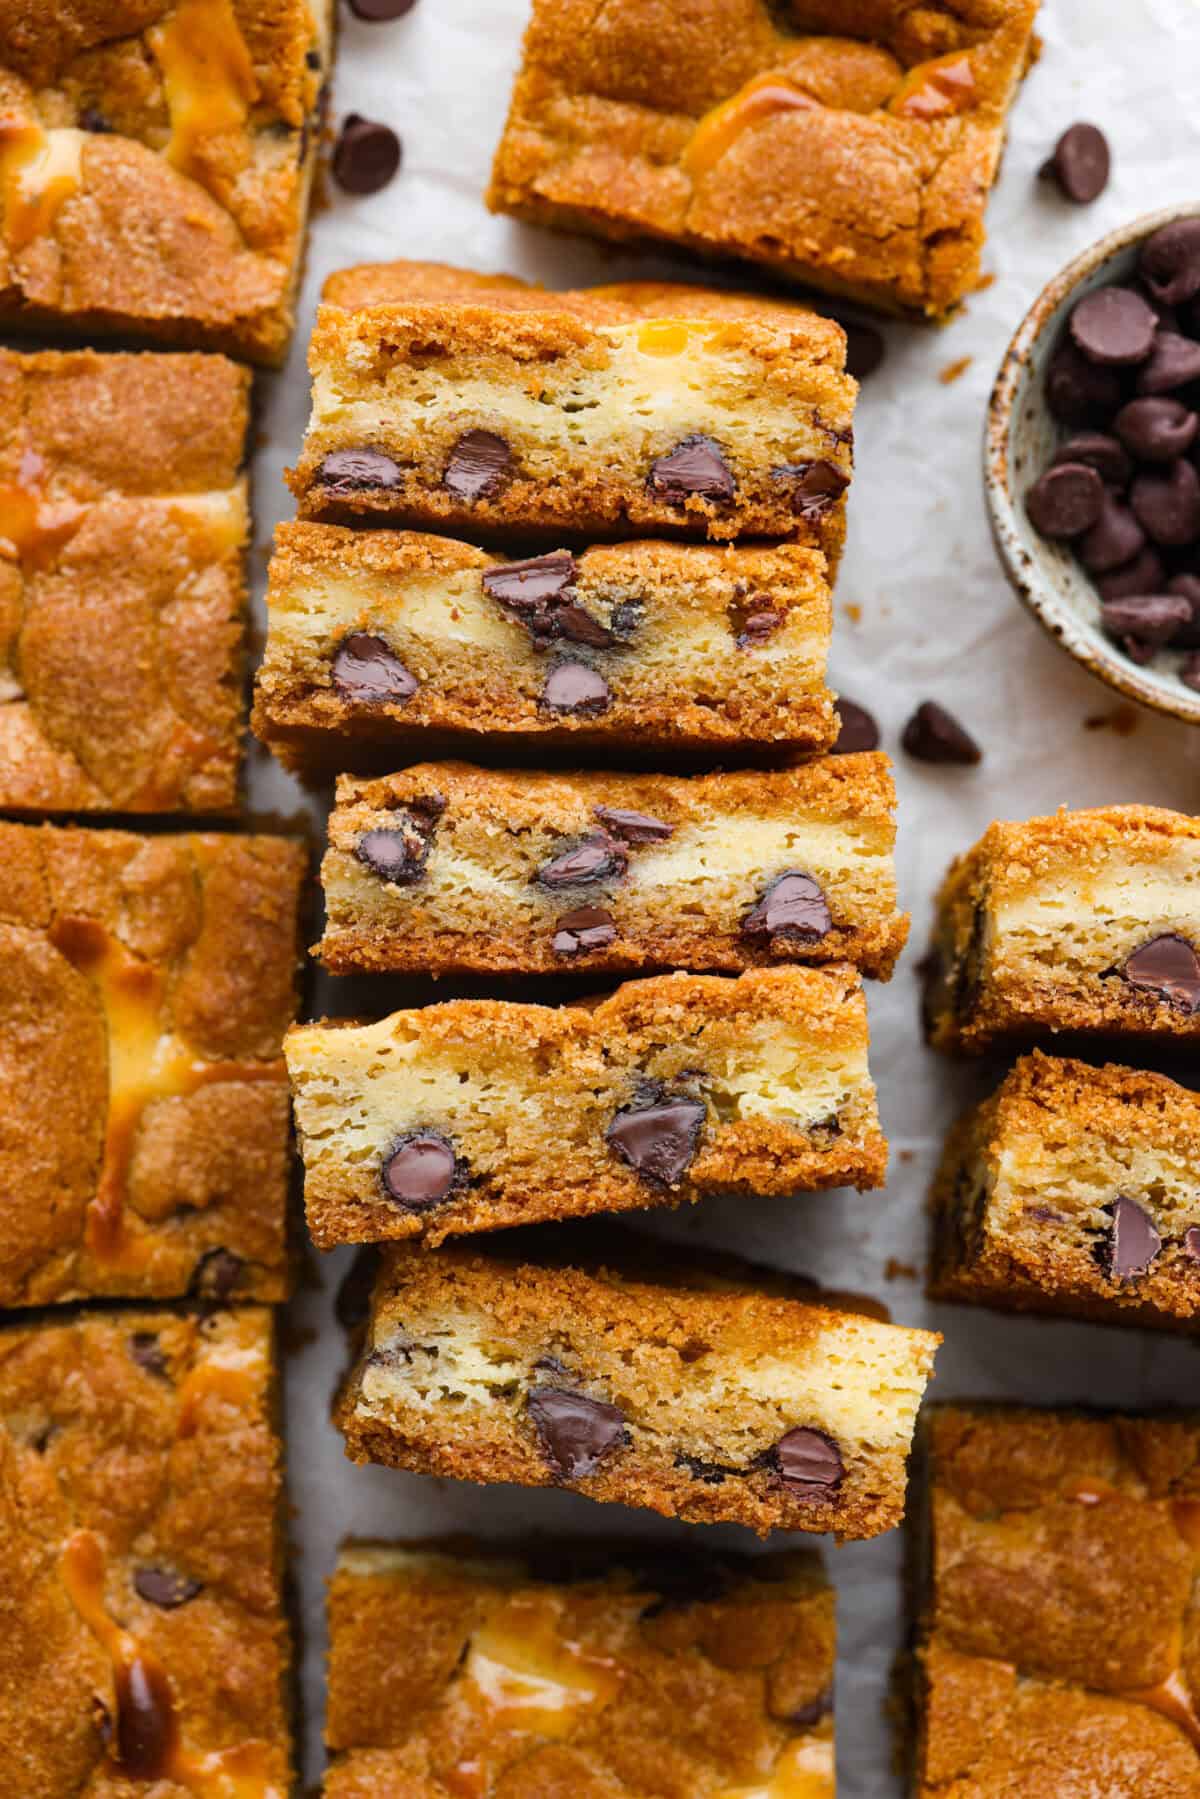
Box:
[991,1139,1200,1239]
[993,862,1200,950]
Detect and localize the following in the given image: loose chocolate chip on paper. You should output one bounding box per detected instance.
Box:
[315,447,403,493]
[355,820,434,885]
[1077,495,1147,574]
[349,0,418,18]
[527,1387,628,1480]
[535,832,627,890]
[1131,459,1200,546]
[771,459,850,521]
[1121,933,1200,1010]
[1100,1195,1162,1281]
[552,906,617,956]
[1040,123,1110,204]
[901,700,981,765]
[333,114,402,194]
[134,1567,204,1611]
[606,1095,706,1186]
[842,322,886,380]
[1140,219,1200,307]
[129,1333,168,1378]
[542,661,611,715]
[1025,461,1104,538]
[742,871,832,943]
[442,429,514,504]
[831,697,880,754]
[190,1248,244,1305]
[1138,331,1200,396]
[1052,432,1132,487]
[332,632,418,704]
[381,1130,459,1209]
[1069,287,1158,367]
[593,806,674,844]
[647,435,736,505]
[1115,397,1199,462]
[769,1427,845,1499]
[1045,345,1123,426]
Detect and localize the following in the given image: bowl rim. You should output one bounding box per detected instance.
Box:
[984,202,1200,725]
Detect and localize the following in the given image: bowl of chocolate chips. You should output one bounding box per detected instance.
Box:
[987,205,1200,722]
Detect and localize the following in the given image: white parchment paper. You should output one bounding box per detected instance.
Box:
[250,2,1200,1787]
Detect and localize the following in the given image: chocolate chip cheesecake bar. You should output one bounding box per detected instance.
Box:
[336,1233,939,1537]
[930,1051,1200,1332]
[0,0,331,363]
[253,526,838,772]
[0,1306,292,1793]
[324,1539,835,1798]
[288,297,856,554]
[0,820,305,1307]
[488,0,1041,322]
[0,348,250,814]
[923,805,1200,1054]
[285,965,886,1250]
[913,1404,1200,1797]
[317,755,907,979]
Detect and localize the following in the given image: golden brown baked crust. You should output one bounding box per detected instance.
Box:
[285,964,887,1250]
[336,1234,940,1539]
[0,0,331,363]
[324,1539,835,1797]
[289,298,856,556]
[0,820,306,1306]
[0,1306,292,1798]
[488,0,1041,322]
[253,524,838,772]
[0,348,250,812]
[930,1052,1200,1331]
[923,804,1200,1054]
[914,1404,1200,1796]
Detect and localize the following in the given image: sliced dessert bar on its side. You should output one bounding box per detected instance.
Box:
[253,525,838,772]
[324,1539,835,1797]
[285,964,887,1250]
[923,805,1200,1054]
[0,820,306,1307]
[336,1233,939,1537]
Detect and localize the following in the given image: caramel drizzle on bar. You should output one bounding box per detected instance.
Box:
[149,0,260,196]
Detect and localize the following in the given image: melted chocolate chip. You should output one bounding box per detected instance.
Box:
[901,700,982,765]
[1121,933,1200,1010]
[542,662,611,715]
[335,1245,383,1331]
[349,0,418,17]
[771,460,850,520]
[552,906,617,956]
[736,606,784,647]
[355,811,437,885]
[315,447,404,494]
[832,697,880,754]
[332,632,418,704]
[381,1131,459,1210]
[442,430,514,503]
[647,434,736,505]
[189,1249,244,1306]
[606,1094,706,1186]
[535,832,627,890]
[129,1333,168,1378]
[481,552,609,646]
[114,1657,176,1778]
[1100,1195,1162,1281]
[769,1427,844,1499]
[593,806,673,844]
[742,871,832,943]
[332,114,402,194]
[527,1387,627,1479]
[133,1567,203,1610]
[78,107,112,134]
[676,1453,731,1486]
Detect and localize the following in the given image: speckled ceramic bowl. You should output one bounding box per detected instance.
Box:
[985,204,1200,723]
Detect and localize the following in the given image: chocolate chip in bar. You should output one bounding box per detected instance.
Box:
[1069,288,1158,367]
[332,632,418,704]
[1131,458,1200,546]
[1185,1226,1200,1262]
[742,871,832,944]
[1115,397,1199,462]
[542,661,611,715]
[535,832,627,890]
[1140,219,1200,308]
[1025,462,1104,538]
[332,114,403,194]
[315,447,403,494]
[381,1130,459,1210]
[128,1332,168,1379]
[735,606,784,647]
[1121,933,1200,1010]
[1099,1195,1162,1281]
[134,1567,204,1611]
[527,1386,628,1479]
[1138,331,1200,395]
[832,697,880,754]
[769,1427,844,1499]
[189,1248,244,1306]
[1040,123,1110,203]
[647,435,736,505]
[355,816,435,885]
[552,906,617,956]
[771,459,850,521]
[901,700,981,765]
[442,429,514,503]
[593,806,673,844]
[606,1093,706,1186]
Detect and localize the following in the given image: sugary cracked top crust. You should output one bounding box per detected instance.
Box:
[489,0,1041,320]
[0,348,251,812]
[0,821,306,1306]
[0,1306,292,1798]
[324,1539,834,1797]
[917,1404,1200,1797]
[0,0,332,362]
